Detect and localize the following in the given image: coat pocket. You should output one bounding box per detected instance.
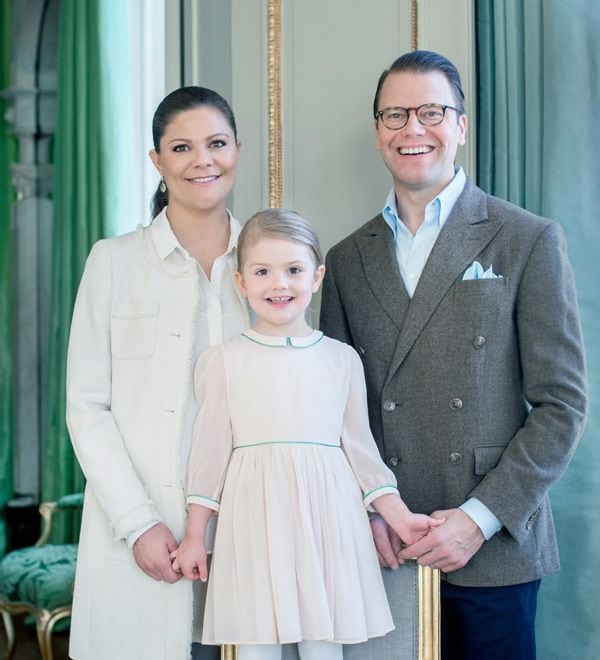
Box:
[473,444,506,475]
[111,301,159,359]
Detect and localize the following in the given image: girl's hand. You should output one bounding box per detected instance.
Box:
[371,493,444,547]
[170,535,208,582]
[395,512,445,546]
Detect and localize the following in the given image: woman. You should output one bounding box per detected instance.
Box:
[66,87,249,660]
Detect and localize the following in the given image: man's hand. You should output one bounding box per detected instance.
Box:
[132,522,182,583]
[370,514,404,569]
[400,508,484,573]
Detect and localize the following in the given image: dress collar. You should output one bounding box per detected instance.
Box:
[242,328,324,348]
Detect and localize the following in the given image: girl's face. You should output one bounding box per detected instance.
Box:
[149,106,239,216]
[235,237,325,337]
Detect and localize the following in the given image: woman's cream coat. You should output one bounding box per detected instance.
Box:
[66,217,249,660]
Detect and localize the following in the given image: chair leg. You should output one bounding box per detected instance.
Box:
[1,609,17,660]
[35,607,71,660]
[35,610,54,660]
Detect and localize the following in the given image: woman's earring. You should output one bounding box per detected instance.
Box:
[159,177,167,193]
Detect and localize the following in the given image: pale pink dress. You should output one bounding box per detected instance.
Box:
[187,329,398,645]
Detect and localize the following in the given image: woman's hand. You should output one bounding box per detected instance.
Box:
[132,522,182,583]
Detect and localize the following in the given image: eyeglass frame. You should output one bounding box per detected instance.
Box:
[374,103,462,130]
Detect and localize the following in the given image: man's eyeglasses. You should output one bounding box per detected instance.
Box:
[375,103,461,130]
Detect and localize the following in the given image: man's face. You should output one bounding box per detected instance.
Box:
[375,70,467,197]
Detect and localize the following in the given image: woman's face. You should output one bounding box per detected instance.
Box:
[150,106,240,216]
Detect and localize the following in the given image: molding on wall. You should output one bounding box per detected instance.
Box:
[267,0,283,207]
[412,0,419,50]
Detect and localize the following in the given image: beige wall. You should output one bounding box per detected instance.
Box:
[169,0,475,254]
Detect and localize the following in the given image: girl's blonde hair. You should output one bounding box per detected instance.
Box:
[237,208,323,270]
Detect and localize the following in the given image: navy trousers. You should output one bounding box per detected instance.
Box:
[441,579,541,660]
[191,643,220,660]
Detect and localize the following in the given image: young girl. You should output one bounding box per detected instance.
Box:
[172,209,440,659]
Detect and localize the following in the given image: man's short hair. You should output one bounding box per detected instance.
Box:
[373,50,465,118]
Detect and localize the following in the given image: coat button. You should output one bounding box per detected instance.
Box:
[449,452,463,465]
[473,336,486,349]
[449,398,463,410]
[383,400,396,412]
[387,456,399,468]
[356,345,366,357]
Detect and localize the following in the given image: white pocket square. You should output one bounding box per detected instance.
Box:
[462,260,503,280]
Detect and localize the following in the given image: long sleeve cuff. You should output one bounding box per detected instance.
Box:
[187,494,220,513]
[460,497,502,540]
[363,485,400,511]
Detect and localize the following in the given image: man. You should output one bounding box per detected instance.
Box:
[320,50,587,660]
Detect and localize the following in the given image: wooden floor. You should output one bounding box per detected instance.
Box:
[0,614,70,659]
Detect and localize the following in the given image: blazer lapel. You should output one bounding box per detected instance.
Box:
[384,181,503,386]
[356,216,410,331]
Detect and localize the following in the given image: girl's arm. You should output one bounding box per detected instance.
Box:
[186,346,233,513]
[171,504,213,581]
[176,346,233,581]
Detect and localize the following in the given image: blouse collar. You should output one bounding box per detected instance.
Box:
[151,207,240,262]
[242,328,324,348]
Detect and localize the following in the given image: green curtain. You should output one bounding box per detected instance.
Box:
[477,2,600,657]
[0,0,16,557]
[43,0,106,541]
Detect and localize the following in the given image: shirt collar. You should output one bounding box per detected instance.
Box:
[150,206,241,262]
[382,167,467,238]
[242,328,324,348]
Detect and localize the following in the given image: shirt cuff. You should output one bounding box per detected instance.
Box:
[460,498,502,540]
[126,520,160,549]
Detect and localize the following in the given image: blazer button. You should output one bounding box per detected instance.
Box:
[383,400,396,412]
[387,456,399,468]
[449,452,463,465]
[449,398,463,410]
[356,345,366,357]
[473,336,486,349]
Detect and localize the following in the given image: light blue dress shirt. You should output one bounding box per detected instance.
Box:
[381,168,502,540]
[382,168,466,298]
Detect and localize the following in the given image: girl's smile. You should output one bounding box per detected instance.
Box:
[235,237,325,337]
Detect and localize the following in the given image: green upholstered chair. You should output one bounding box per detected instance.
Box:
[0,493,83,660]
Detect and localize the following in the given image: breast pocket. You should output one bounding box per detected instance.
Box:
[111,301,159,359]
[454,277,510,325]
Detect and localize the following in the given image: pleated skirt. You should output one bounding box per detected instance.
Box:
[202,443,395,645]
